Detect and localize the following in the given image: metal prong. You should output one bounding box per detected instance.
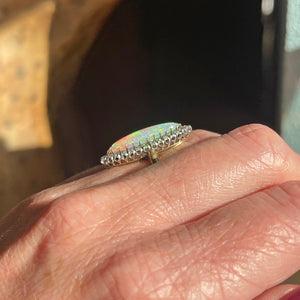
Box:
[148,149,158,164]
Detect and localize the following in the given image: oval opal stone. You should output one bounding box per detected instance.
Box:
[108,122,179,154]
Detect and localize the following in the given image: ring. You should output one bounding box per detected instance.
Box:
[100,122,192,167]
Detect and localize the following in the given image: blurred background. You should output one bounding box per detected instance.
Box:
[0,0,299,283]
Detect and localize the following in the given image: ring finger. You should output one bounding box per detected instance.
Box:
[33,129,220,203]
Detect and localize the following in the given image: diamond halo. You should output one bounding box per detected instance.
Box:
[100,123,192,167]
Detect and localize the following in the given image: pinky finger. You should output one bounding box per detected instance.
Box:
[254,285,300,300]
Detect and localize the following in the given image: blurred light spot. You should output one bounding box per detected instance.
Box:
[261,0,274,16]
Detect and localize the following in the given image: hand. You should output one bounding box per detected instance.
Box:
[1,124,300,300]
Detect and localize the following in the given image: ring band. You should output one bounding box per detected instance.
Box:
[100,122,192,167]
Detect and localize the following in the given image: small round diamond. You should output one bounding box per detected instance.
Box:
[170,134,177,143]
[163,136,170,145]
[128,149,136,159]
[177,131,183,139]
[143,144,151,152]
[135,147,143,156]
[100,156,107,165]
[121,151,129,161]
[108,155,114,165]
[114,153,122,163]
[151,141,158,150]
[157,139,164,148]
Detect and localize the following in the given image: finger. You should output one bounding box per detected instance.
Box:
[106,181,300,299]
[33,129,220,203]
[64,129,220,183]
[0,130,219,249]
[73,124,300,233]
[254,285,300,300]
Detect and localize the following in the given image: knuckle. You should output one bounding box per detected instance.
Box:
[38,192,86,241]
[39,201,69,240]
[230,123,273,135]
[37,187,113,245]
[228,123,291,171]
[229,123,280,147]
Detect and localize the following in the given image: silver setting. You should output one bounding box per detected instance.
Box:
[163,136,171,146]
[151,141,159,150]
[128,149,136,159]
[121,150,129,161]
[135,147,143,156]
[143,144,151,152]
[157,138,164,149]
[100,124,192,166]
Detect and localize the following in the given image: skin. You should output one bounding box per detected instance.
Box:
[0,123,300,299]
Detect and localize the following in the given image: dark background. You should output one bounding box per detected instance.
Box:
[63,0,283,173]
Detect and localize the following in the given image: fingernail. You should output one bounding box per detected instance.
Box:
[285,288,300,300]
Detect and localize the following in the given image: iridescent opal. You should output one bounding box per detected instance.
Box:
[108,122,179,154]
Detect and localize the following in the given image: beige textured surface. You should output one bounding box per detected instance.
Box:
[0,1,54,151]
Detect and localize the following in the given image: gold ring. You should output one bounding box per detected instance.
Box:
[100,122,192,167]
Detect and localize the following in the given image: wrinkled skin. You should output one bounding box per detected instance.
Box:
[1,124,300,299]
